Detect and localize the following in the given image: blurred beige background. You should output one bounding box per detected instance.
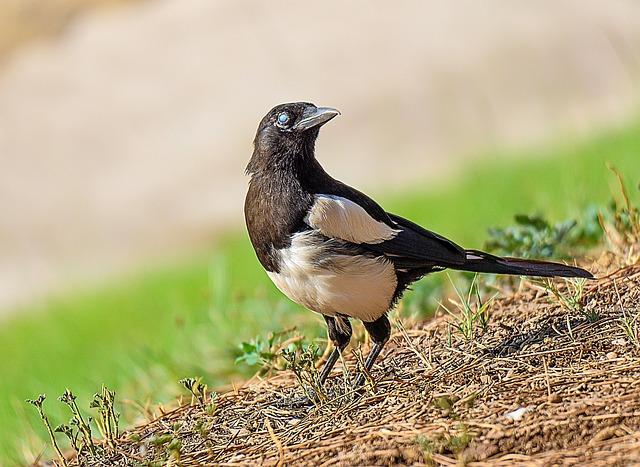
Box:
[1,0,640,312]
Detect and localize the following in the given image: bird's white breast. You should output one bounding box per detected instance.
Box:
[267,231,397,322]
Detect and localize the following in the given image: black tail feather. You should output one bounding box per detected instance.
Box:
[455,249,594,279]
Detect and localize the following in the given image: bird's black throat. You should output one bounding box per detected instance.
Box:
[244,135,323,273]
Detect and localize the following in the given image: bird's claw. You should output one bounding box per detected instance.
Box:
[276,388,320,409]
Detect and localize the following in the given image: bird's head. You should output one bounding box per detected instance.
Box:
[247,102,340,175]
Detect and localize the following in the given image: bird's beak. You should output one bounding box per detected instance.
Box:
[293,107,340,131]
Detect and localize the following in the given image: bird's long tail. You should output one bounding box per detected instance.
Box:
[454,249,593,278]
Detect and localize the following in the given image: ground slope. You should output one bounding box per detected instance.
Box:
[77,251,640,466]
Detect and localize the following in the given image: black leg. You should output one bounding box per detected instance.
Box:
[354,315,391,387]
[318,315,352,384]
[278,315,352,409]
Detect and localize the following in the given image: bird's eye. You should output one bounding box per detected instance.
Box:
[277,112,290,126]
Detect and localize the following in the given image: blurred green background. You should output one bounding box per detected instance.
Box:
[1,0,640,463]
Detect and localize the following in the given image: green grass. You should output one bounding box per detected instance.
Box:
[1,120,640,463]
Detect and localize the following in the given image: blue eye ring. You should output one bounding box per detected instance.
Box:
[277,112,290,126]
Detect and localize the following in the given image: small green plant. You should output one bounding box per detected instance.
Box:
[179,377,209,405]
[281,344,324,403]
[440,274,494,341]
[538,277,597,321]
[235,328,305,374]
[167,437,182,462]
[90,386,119,450]
[54,422,78,453]
[59,388,97,457]
[486,214,581,259]
[618,309,640,347]
[205,394,218,416]
[149,434,173,446]
[600,165,640,260]
[416,423,472,463]
[193,419,211,437]
[26,395,68,467]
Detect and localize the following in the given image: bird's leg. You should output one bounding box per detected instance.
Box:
[353,315,391,388]
[283,315,352,408]
[318,315,352,384]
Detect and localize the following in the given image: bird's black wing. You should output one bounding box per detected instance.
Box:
[304,181,592,279]
[371,214,592,278]
[362,213,467,269]
[302,186,466,269]
[305,198,593,279]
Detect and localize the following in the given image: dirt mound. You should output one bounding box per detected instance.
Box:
[75,254,640,466]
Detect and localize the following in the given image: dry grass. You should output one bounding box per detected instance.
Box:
[63,250,640,466]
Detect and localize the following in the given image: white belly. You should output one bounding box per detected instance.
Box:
[267,231,397,322]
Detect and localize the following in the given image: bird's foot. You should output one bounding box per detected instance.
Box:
[351,371,376,394]
[275,388,321,409]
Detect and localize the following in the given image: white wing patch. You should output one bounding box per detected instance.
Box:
[305,194,399,244]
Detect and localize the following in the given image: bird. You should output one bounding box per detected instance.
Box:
[244,102,593,391]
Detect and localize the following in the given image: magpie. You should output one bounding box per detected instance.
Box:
[244,102,593,389]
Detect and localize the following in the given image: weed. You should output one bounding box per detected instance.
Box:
[90,386,119,449]
[59,388,97,457]
[281,344,324,403]
[127,432,141,442]
[167,437,182,462]
[537,278,597,322]
[193,419,210,438]
[395,319,431,368]
[179,377,208,405]
[54,423,78,453]
[149,434,173,446]
[235,328,306,375]
[205,395,218,416]
[600,165,640,261]
[440,274,494,341]
[26,395,68,467]
[618,309,640,348]
[486,214,584,259]
[416,423,472,463]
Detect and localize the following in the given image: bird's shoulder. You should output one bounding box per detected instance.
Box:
[302,177,400,245]
[305,177,466,265]
[308,178,392,225]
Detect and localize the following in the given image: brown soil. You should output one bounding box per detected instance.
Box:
[76,252,640,466]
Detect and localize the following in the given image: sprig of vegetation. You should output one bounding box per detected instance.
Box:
[59,389,97,457]
[440,274,494,341]
[599,165,640,261]
[485,211,601,260]
[179,377,209,405]
[90,386,119,449]
[536,277,597,322]
[26,387,123,464]
[618,309,640,348]
[26,395,68,467]
[54,422,80,455]
[416,423,472,464]
[281,344,324,404]
[235,328,307,375]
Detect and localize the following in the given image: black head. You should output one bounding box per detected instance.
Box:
[247,102,340,175]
